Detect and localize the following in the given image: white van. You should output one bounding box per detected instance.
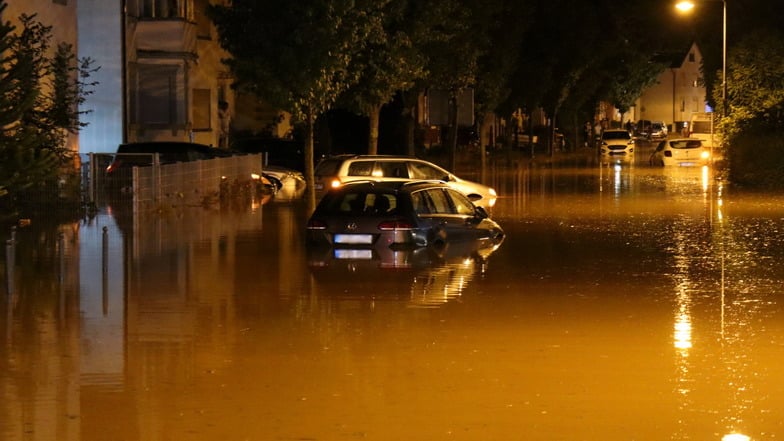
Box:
[688,112,721,148]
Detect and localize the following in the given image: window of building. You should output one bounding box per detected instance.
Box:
[688,52,695,62]
[137,0,191,19]
[130,64,185,127]
[192,88,211,130]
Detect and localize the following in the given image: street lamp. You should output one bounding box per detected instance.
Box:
[675,0,727,117]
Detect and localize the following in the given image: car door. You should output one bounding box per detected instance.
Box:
[418,188,485,244]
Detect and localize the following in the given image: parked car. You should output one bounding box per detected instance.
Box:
[649,121,668,140]
[305,180,505,251]
[649,138,711,166]
[313,155,497,208]
[104,141,236,192]
[599,129,635,159]
[688,112,722,148]
[635,119,652,138]
[105,141,233,177]
[261,165,306,200]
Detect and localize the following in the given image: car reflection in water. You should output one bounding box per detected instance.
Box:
[308,234,503,308]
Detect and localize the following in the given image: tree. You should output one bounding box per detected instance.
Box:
[0,3,96,219]
[339,0,428,155]
[209,0,378,209]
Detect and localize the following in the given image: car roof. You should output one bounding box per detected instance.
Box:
[117,141,216,153]
[333,179,448,193]
[321,154,419,161]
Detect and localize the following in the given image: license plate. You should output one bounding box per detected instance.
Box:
[334,249,373,259]
[334,234,373,245]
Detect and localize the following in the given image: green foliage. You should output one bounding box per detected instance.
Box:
[718,30,784,141]
[0,1,97,218]
[714,30,784,189]
[209,0,382,206]
[209,0,375,122]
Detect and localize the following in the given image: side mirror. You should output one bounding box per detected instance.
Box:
[475,206,489,219]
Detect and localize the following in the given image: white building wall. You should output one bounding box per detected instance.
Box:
[77,0,124,153]
[635,42,706,132]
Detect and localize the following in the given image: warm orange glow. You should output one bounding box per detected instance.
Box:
[676,1,696,12]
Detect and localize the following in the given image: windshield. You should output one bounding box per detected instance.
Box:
[602,131,631,140]
[691,121,713,134]
[670,140,702,149]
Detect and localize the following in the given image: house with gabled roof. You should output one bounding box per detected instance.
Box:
[633,41,707,134]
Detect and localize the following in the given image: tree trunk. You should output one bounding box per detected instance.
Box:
[448,93,459,172]
[367,104,380,155]
[304,108,316,213]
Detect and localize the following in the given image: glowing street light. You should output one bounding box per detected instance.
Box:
[675,0,728,117]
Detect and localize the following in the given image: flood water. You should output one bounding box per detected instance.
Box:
[3,152,784,440]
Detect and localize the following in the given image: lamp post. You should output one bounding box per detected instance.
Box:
[675,0,727,117]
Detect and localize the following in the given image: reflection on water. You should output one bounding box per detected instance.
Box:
[3,159,784,440]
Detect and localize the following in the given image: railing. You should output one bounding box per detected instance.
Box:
[87,153,262,212]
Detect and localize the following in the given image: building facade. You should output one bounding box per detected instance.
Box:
[634,42,707,133]
[75,0,238,153]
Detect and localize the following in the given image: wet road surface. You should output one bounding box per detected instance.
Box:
[2,151,784,440]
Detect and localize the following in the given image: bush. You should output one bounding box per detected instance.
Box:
[727,131,784,189]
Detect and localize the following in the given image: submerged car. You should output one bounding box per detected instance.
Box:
[649,138,711,166]
[260,165,306,200]
[306,180,504,251]
[313,155,497,208]
[599,129,635,159]
[649,121,668,140]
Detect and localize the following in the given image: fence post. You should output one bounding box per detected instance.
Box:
[5,230,14,296]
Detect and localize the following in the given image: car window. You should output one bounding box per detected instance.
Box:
[427,189,453,214]
[378,161,409,178]
[322,191,398,216]
[670,140,702,149]
[446,189,476,215]
[346,161,375,177]
[410,161,447,180]
[411,190,432,214]
[315,158,344,176]
[602,131,631,140]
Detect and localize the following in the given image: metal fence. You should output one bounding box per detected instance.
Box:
[86,153,263,212]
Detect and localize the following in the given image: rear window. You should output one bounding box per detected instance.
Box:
[315,158,345,177]
[319,191,398,215]
[670,140,702,149]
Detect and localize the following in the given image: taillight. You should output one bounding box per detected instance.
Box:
[306,219,327,230]
[106,160,120,174]
[378,220,414,231]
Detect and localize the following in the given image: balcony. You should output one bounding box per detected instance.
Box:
[134,19,197,55]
